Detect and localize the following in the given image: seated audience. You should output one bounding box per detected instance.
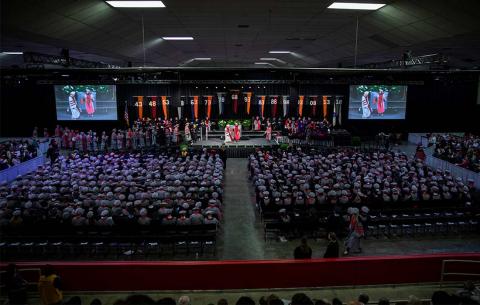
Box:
[0,139,38,169]
[433,133,480,172]
[0,150,224,231]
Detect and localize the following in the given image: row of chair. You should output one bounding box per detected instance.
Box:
[0,224,217,261]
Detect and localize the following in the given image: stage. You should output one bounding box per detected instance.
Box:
[191,129,276,148]
[192,137,275,148]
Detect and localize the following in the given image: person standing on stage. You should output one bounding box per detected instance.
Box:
[265,123,272,141]
[254,116,261,131]
[234,122,240,142]
[185,122,192,144]
[224,125,232,143]
[68,91,81,120]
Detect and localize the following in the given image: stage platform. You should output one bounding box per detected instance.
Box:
[192,137,275,148]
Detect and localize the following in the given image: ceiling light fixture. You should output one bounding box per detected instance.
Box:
[254,62,271,65]
[269,51,291,54]
[162,37,194,40]
[327,2,386,10]
[193,58,211,60]
[2,52,23,55]
[106,1,165,7]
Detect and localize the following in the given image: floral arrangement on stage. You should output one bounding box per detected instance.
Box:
[218,120,227,129]
[242,119,252,129]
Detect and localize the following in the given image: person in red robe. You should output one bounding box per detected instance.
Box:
[127,129,133,149]
[265,123,272,141]
[82,89,95,117]
[254,116,261,131]
[234,123,240,142]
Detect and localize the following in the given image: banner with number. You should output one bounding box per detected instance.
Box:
[309,95,318,117]
[150,96,157,119]
[270,95,279,117]
[231,91,239,114]
[258,96,266,118]
[282,95,290,117]
[161,96,168,119]
[335,96,343,126]
[244,92,252,115]
[217,92,226,116]
[205,95,213,118]
[298,95,304,117]
[322,95,329,118]
[137,96,144,119]
[193,96,199,120]
[178,98,184,119]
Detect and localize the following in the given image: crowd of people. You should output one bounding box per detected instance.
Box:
[0,139,39,170]
[0,149,224,230]
[430,133,480,173]
[250,148,476,210]
[47,119,201,152]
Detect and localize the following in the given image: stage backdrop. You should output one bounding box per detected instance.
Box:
[1,71,479,136]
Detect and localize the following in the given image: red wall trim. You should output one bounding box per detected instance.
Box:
[3,253,480,291]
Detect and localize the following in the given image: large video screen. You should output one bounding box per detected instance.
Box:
[55,85,118,121]
[348,85,407,120]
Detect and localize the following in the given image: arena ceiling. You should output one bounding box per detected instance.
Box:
[1,0,480,69]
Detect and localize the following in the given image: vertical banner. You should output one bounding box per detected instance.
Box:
[137,96,144,119]
[124,101,130,127]
[322,95,328,119]
[231,91,239,114]
[193,95,199,120]
[217,92,225,116]
[161,96,168,120]
[309,95,318,117]
[178,98,184,119]
[332,100,337,127]
[190,97,195,120]
[282,95,290,117]
[205,95,213,118]
[150,96,157,119]
[298,95,304,117]
[244,92,252,115]
[270,95,278,117]
[336,96,343,125]
[259,96,266,118]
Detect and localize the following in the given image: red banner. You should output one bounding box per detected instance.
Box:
[271,96,278,117]
[310,96,318,117]
[193,96,199,119]
[232,91,239,114]
[150,96,157,119]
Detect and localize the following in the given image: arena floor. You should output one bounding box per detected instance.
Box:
[216,158,480,261]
